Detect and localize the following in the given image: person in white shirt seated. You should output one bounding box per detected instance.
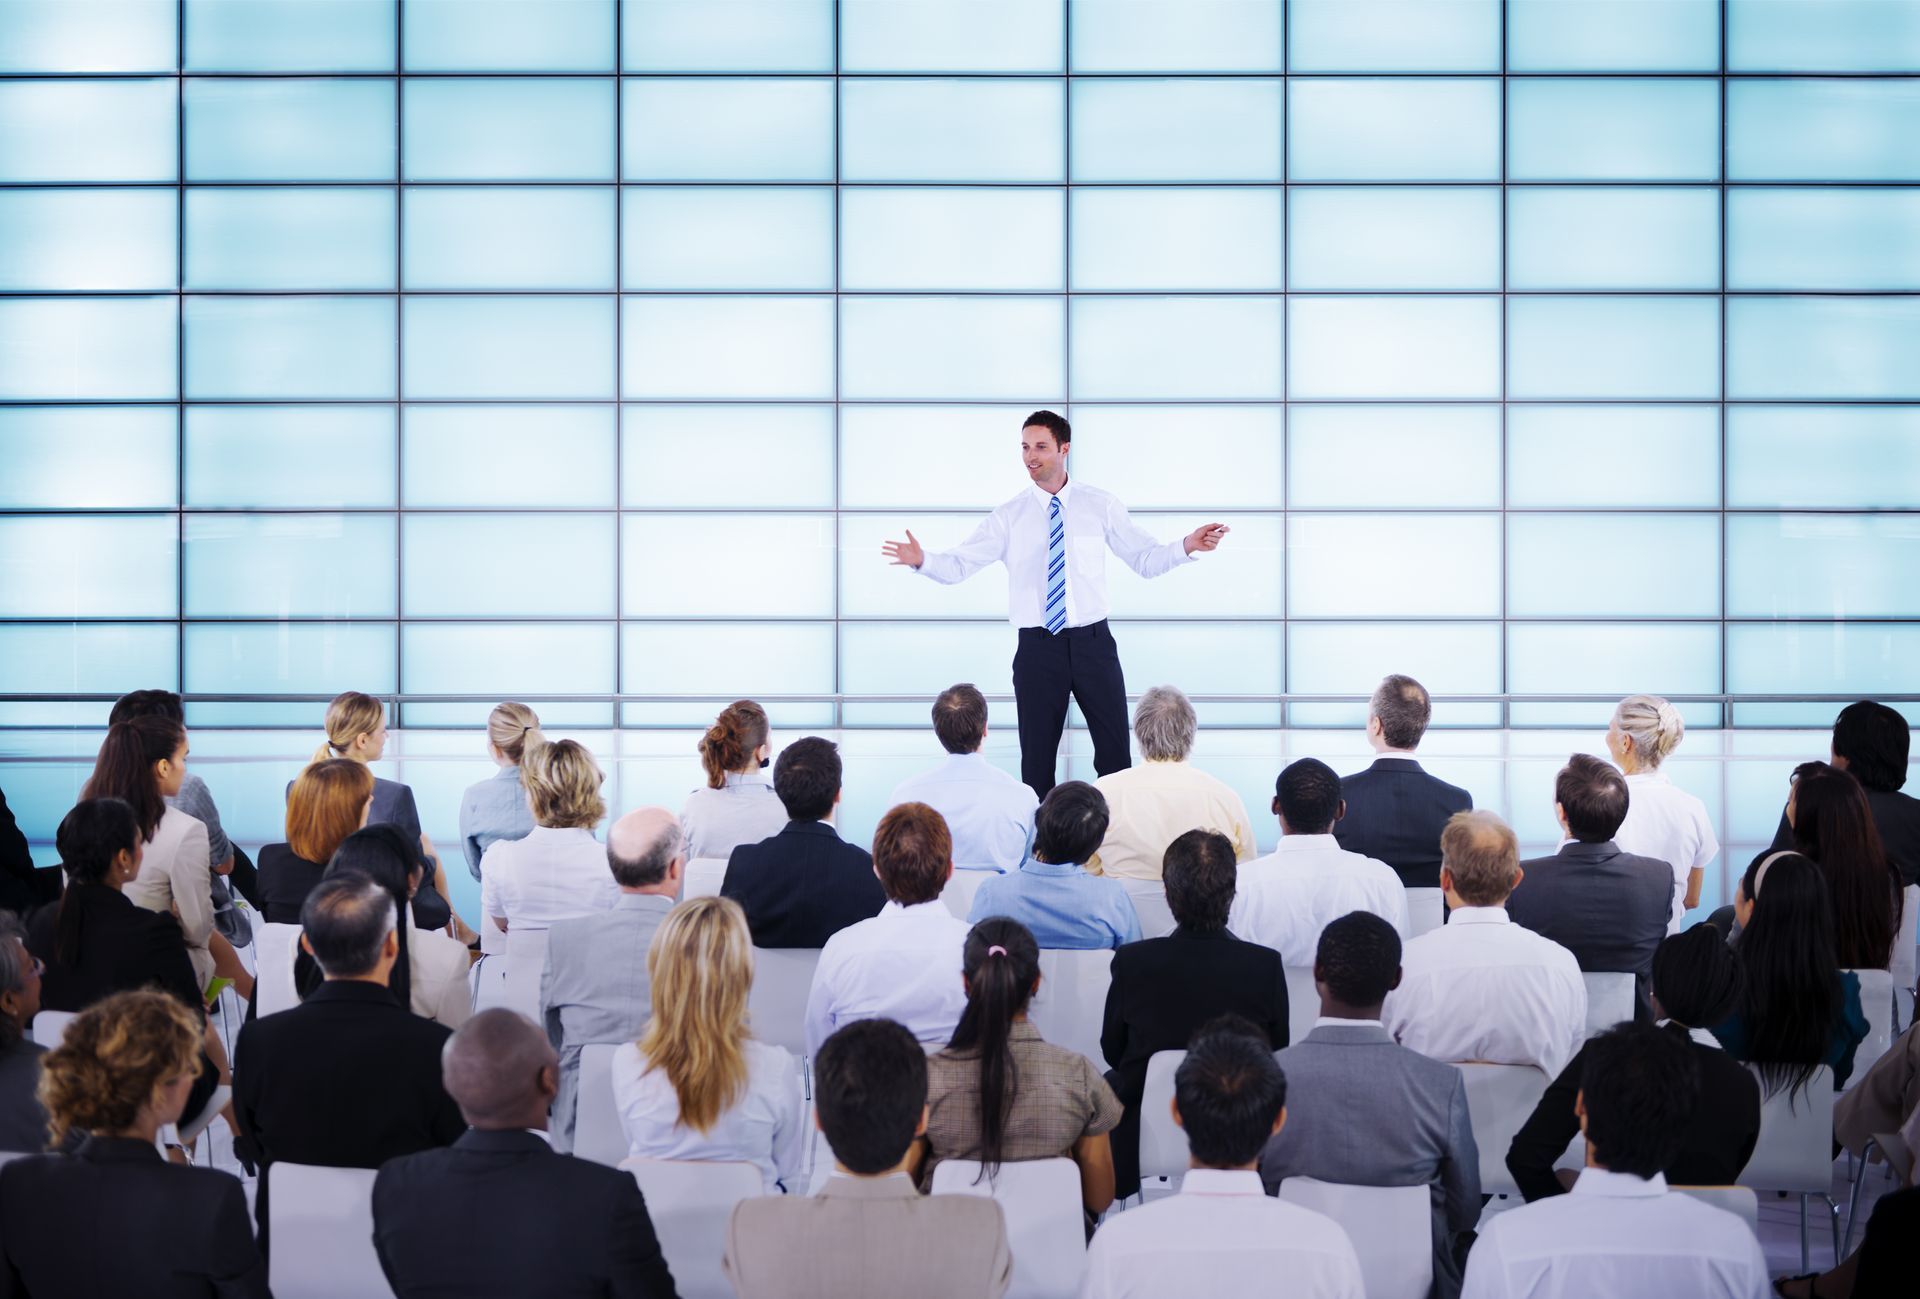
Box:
[966,781,1140,949]
[1082,1018,1364,1299]
[805,803,972,1055]
[1607,694,1720,933]
[1229,757,1409,966]
[1460,1021,1771,1299]
[887,683,1038,875]
[479,739,616,950]
[680,699,788,863]
[1382,811,1587,1077]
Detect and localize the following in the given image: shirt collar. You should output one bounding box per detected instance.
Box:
[1374,749,1420,762]
[1623,770,1668,786]
[1028,477,1074,509]
[614,891,676,913]
[1571,1168,1668,1198]
[721,771,771,791]
[1022,857,1087,877]
[492,764,521,783]
[1276,834,1340,853]
[881,899,956,923]
[1312,1015,1381,1030]
[1447,906,1511,926]
[1178,1167,1265,1197]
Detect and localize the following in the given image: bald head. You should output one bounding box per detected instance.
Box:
[442,1009,558,1130]
[607,807,682,892]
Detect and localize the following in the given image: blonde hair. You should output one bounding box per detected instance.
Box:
[287,758,375,864]
[637,897,752,1134]
[487,702,544,767]
[1612,693,1685,770]
[698,700,769,789]
[1439,809,1521,906]
[38,990,201,1146]
[522,738,606,829]
[313,690,385,765]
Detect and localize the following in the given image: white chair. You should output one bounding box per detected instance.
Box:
[266,1163,392,1299]
[1121,880,1177,939]
[1028,948,1114,1068]
[625,1158,763,1299]
[1672,1185,1760,1233]
[475,926,550,1019]
[573,1041,626,1168]
[1284,966,1317,1046]
[1277,1177,1432,1299]
[1843,968,1897,1087]
[683,857,728,901]
[932,1158,1087,1299]
[748,947,822,1060]
[942,868,997,920]
[253,922,303,1017]
[1894,884,1917,1029]
[1406,888,1444,937]
[1457,1063,1551,1204]
[1138,1049,1187,1190]
[27,1010,75,1050]
[1581,972,1634,1038]
[1737,1065,1838,1271]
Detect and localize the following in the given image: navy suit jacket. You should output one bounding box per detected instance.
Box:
[1507,840,1673,1020]
[721,820,887,949]
[1334,757,1473,889]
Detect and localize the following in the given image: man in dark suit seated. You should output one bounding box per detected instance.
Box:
[374,1009,679,1298]
[722,736,887,948]
[1507,754,1673,1021]
[1334,674,1474,890]
[1101,829,1289,1199]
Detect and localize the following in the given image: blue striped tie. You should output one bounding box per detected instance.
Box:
[1044,495,1067,634]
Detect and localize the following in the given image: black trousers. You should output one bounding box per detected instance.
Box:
[1012,619,1131,797]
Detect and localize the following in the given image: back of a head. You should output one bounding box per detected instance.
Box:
[1439,809,1520,906]
[300,873,396,978]
[1370,674,1431,751]
[1032,780,1108,866]
[0,913,32,1048]
[871,802,951,905]
[1277,758,1342,835]
[772,735,840,821]
[486,701,544,768]
[287,758,375,865]
[1133,685,1196,762]
[699,700,768,789]
[83,716,181,841]
[1175,1018,1288,1170]
[1315,912,1402,1011]
[55,797,140,889]
[1163,829,1236,933]
[315,690,384,764]
[522,738,606,830]
[442,1008,557,1129]
[814,1018,928,1175]
[1788,761,1895,968]
[932,683,989,756]
[1579,1022,1700,1178]
[1651,924,1744,1029]
[607,807,681,888]
[1612,694,1685,769]
[949,918,1041,1174]
[108,688,184,727]
[640,896,753,1133]
[38,989,201,1146]
[1830,700,1910,793]
[1556,752,1630,843]
[1737,851,1841,1099]
[325,823,419,897]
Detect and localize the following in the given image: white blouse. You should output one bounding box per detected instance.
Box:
[611,1037,806,1194]
[1613,770,1720,933]
[124,805,214,988]
[679,774,789,863]
[478,825,618,952]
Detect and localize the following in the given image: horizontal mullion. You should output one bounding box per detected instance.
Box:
[3,70,1919,80]
[19,288,1920,299]
[12,397,1920,408]
[9,506,1920,517]
[13,179,1920,189]
[3,616,1918,626]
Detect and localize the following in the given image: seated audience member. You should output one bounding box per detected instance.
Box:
[1084,1020,1364,1299]
[1230,758,1408,966]
[0,913,49,1152]
[966,781,1139,949]
[1260,913,1479,1299]
[724,1018,1012,1299]
[1089,686,1256,885]
[1507,925,1761,1204]
[1836,1016,1920,1159]
[457,702,542,882]
[1506,754,1673,1018]
[259,758,374,923]
[1780,761,1902,970]
[1607,694,1719,931]
[0,991,267,1298]
[1335,674,1474,889]
[682,699,787,863]
[1102,829,1289,1199]
[805,804,970,1054]
[888,684,1038,875]
[1461,1023,1770,1299]
[543,807,683,1152]
[311,826,472,1028]
[1382,811,1586,1076]
[614,896,804,1192]
[1711,851,1869,1092]
[723,736,887,949]
[479,739,616,943]
[0,782,42,915]
[1776,1184,1919,1299]
[1771,700,1920,888]
[374,1009,677,1299]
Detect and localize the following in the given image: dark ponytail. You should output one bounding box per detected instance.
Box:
[81,717,181,842]
[292,824,418,1011]
[52,798,141,965]
[1735,852,1844,1105]
[945,917,1042,1178]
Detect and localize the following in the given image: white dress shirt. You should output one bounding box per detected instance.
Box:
[1460,1169,1771,1299]
[1081,1167,1365,1299]
[679,772,790,863]
[1612,770,1720,933]
[888,752,1038,873]
[804,899,972,1056]
[1382,906,1587,1076]
[915,479,1193,629]
[611,1038,807,1194]
[1228,834,1410,966]
[479,825,617,943]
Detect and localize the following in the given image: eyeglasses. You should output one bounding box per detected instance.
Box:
[28,956,44,978]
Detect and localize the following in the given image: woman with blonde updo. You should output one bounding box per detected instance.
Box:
[1608,693,1721,933]
[479,739,616,944]
[680,700,786,861]
[458,702,544,882]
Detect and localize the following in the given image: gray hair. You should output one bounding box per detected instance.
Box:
[1134,686,1197,762]
[0,913,32,1047]
[1612,693,1685,769]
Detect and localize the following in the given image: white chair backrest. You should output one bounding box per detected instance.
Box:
[683,857,728,901]
[28,1010,75,1050]
[1028,948,1114,1068]
[1406,888,1444,937]
[1739,1065,1836,1195]
[1278,1176,1432,1299]
[941,868,995,920]
[573,1041,626,1168]
[932,1158,1087,1299]
[748,947,822,1058]
[1457,1063,1551,1199]
[1138,1049,1188,1186]
[1123,883,1177,940]
[483,926,549,1022]
[266,1163,391,1299]
[625,1158,763,1299]
[1672,1185,1760,1233]
[1897,884,1919,1032]
[1843,968,1896,1087]
[254,922,303,1017]
[1284,966,1317,1046]
[1581,972,1634,1038]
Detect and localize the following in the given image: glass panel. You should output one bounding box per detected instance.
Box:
[1728,297,1920,400]
[1071,188,1281,291]
[1508,406,1720,509]
[1289,405,1500,508]
[1071,297,1281,400]
[0,188,176,290]
[1108,514,1283,618]
[1508,622,1722,696]
[1289,622,1502,724]
[1508,79,1719,181]
[842,189,1062,292]
[1288,514,1501,617]
[837,514,1010,618]
[184,622,395,701]
[185,296,396,400]
[1508,296,1721,400]
[622,0,833,72]
[1727,515,1920,619]
[0,407,177,509]
[624,405,834,509]
[841,0,1063,72]
[405,514,615,617]
[0,297,177,400]
[185,79,395,181]
[842,297,1061,400]
[624,187,832,291]
[403,296,615,400]
[625,296,833,399]
[402,622,616,696]
[840,623,1013,726]
[185,0,396,70]
[1288,79,1500,181]
[1509,514,1721,617]
[405,187,614,290]
[1729,188,1920,291]
[1508,0,1719,72]
[185,406,396,509]
[406,78,614,181]
[0,0,177,72]
[1069,406,1284,509]
[623,79,831,181]
[1727,623,1920,697]
[1069,0,1282,72]
[1109,622,1285,726]
[1070,79,1281,182]
[0,79,175,181]
[840,79,1063,182]
[404,0,614,71]
[1288,297,1500,399]
[0,623,178,705]
[186,187,396,290]
[406,406,615,509]
[1508,187,1719,291]
[1290,0,1499,72]
[838,406,1036,510]
[184,514,397,618]
[623,514,834,617]
[619,623,836,727]
[1289,187,1499,291]
[1729,81,1920,182]
[1730,0,1920,72]
[0,516,177,617]
[1728,406,1920,510]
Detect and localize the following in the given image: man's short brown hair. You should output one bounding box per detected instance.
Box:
[1556,752,1630,842]
[932,683,988,755]
[1439,809,1520,906]
[871,802,952,905]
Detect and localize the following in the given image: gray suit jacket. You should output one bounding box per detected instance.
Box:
[725,1174,1011,1299]
[1259,1023,1480,1299]
[539,892,675,1152]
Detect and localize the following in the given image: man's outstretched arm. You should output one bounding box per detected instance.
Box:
[882,510,1009,584]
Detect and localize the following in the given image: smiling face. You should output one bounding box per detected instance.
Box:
[1021,424,1069,489]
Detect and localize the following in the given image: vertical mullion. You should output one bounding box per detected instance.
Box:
[176,1,187,702]
[614,0,625,732]
[1497,0,1510,731]
[393,0,405,731]
[832,0,843,732]
[1280,3,1290,730]
[1718,0,1731,736]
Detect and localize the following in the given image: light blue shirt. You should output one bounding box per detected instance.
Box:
[888,752,1039,874]
[459,764,535,882]
[968,858,1141,950]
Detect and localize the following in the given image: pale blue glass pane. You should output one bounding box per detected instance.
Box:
[407,406,615,508]
[406,514,614,616]
[1289,297,1500,399]
[0,516,176,616]
[623,79,831,180]
[1737,703,1920,731]
[0,0,176,72]
[0,188,176,289]
[1508,622,1721,696]
[0,297,177,400]
[843,189,1062,291]
[1108,514,1282,618]
[0,407,176,509]
[186,0,395,70]
[1508,0,1719,72]
[1729,81,1920,182]
[1111,623,1285,727]
[842,297,1061,400]
[1508,297,1721,399]
[1510,514,1721,617]
[0,79,175,181]
[1071,189,1280,291]
[1070,0,1281,72]
[1288,80,1499,181]
[1069,406,1283,509]
[1728,515,1920,619]
[1508,406,1720,509]
[1070,79,1281,182]
[1730,0,1920,72]
[185,296,396,399]
[841,80,1062,182]
[620,623,836,726]
[1290,0,1499,72]
[842,0,1062,71]
[184,514,396,618]
[186,622,396,697]
[1509,79,1719,181]
[622,0,833,71]
[407,79,613,181]
[1729,189,1920,291]
[625,297,833,399]
[625,405,833,508]
[404,296,614,400]
[405,188,614,290]
[403,623,616,696]
[840,623,1013,726]
[1728,297,1920,400]
[624,187,831,291]
[623,515,833,616]
[185,406,396,508]
[0,624,177,704]
[838,513,1008,618]
[1289,622,1502,722]
[1289,406,1500,508]
[1289,188,1499,291]
[1288,514,1501,617]
[1508,187,1719,290]
[1728,623,1920,697]
[405,0,614,71]
[1728,406,1920,509]
[186,79,394,181]
[838,406,1036,510]
[1072,297,1280,400]
[186,187,395,290]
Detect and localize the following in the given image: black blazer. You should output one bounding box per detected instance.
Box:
[26,885,202,1015]
[0,1136,267,1297]
[374,1128,679,1298]
[257,842,452,932]
[721,821,888,949]
[0,785,38,916]
[1334,758,1474,889]
[1507,840,1674,1020]
[1772,787,1920,889]
[1506,1022,1761,1203]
